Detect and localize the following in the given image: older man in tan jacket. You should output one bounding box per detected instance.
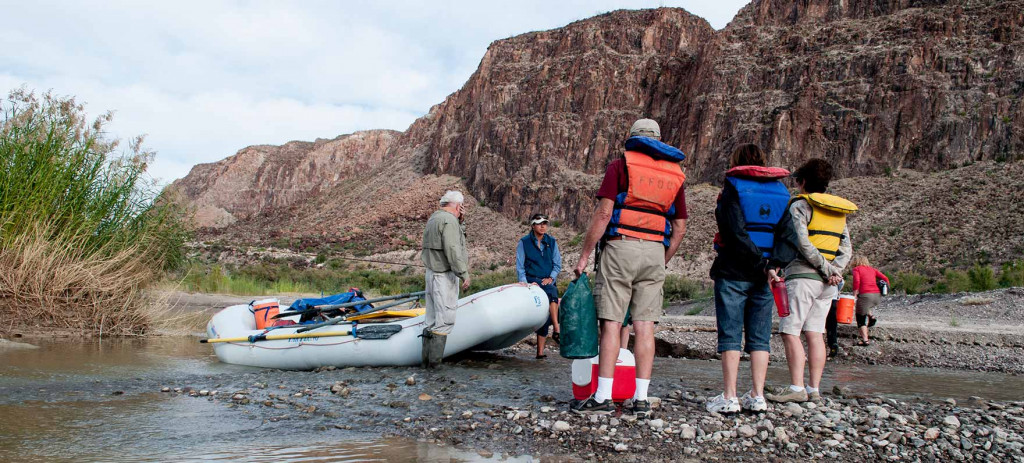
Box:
[420,190,471,368]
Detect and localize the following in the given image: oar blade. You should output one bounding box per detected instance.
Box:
[353,324,402,340]
[271,310,302,320]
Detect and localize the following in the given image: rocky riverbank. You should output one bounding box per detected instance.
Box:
[6,332,1024,461]
[147,281,1024,461]
[656,288,1024,375]
[9,287,1022,461]
[165,358,1024,461]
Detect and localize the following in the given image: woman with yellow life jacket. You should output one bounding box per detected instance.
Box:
[706,144,792,414]
[766,158,856,404]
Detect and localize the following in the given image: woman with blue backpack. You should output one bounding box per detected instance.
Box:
[706,144,792,414]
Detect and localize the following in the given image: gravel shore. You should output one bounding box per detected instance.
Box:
[155,284,1024,461]
[165,359,1024,462]
[657,288,1024,375]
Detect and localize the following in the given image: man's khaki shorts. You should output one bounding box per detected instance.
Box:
[593,239,666,323]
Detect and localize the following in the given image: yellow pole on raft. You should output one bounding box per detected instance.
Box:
[200,330,352,344]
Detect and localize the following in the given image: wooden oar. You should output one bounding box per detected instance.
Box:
[200,324,402,344]
[296,296,420,334]
[272,290,425,319]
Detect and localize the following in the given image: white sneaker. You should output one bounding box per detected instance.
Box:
[705,393,740,414]
[740,391,768,412]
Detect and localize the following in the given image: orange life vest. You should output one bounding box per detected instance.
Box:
[606,151,686,244]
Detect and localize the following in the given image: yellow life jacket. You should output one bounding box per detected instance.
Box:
[794,193,857,261]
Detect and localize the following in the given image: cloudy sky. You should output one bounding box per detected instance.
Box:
[1,1,749,184]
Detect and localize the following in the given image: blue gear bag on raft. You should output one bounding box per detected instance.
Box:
[288,290,372,314]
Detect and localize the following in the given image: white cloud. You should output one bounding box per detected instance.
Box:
[1,1,750,183]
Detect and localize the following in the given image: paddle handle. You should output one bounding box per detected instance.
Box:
[200,330,353,344]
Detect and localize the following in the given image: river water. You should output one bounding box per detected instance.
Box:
[2,337,1022,461]
[0,338,520,462]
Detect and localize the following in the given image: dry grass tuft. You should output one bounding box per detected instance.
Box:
[959,295,995,306]
[0,230,159,335]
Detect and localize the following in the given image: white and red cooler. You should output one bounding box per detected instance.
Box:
[571,348,637,402]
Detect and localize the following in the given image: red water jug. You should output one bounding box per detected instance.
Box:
[771,280,790,317]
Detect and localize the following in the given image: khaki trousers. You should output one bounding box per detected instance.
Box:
[425,269,460,335]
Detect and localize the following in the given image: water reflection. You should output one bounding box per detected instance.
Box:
[0,391,519,462]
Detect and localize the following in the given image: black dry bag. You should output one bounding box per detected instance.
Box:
[558,273,599,359]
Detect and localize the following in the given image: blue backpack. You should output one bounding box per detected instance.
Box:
[715,166,791,258]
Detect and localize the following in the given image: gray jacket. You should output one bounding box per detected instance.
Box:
[421,210,469,279]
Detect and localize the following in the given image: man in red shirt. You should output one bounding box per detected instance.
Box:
[572,119,687,417]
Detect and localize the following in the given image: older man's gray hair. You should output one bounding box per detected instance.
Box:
[439,190,465,206]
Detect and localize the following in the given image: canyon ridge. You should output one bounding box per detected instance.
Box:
[172,0,1024,280]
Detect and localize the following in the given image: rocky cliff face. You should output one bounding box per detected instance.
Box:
[174,130,399,228]
[413,0,1022,227]
[174,0,1024,276]
[675,0,1024,182]
[411,8,715,227]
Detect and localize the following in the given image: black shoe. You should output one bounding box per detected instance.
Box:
[629,399,652,418]
[827,345,838,359]
[571,397,615,415]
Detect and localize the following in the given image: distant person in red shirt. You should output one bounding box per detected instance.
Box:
[851,256,890,345]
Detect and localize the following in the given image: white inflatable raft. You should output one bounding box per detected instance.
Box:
[205,283,550,369]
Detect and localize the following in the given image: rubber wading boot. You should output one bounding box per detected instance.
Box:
[428,332,447,368]
[420,328,434,368]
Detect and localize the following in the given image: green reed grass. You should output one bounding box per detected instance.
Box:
[0,89,189,335]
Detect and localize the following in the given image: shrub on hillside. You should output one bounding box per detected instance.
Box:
[0,89,189,335]
[663,275,709,302]
[933,269,971,294]
[893,271,929,295]
[968,264,998,292]
[999,261,1024,288]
